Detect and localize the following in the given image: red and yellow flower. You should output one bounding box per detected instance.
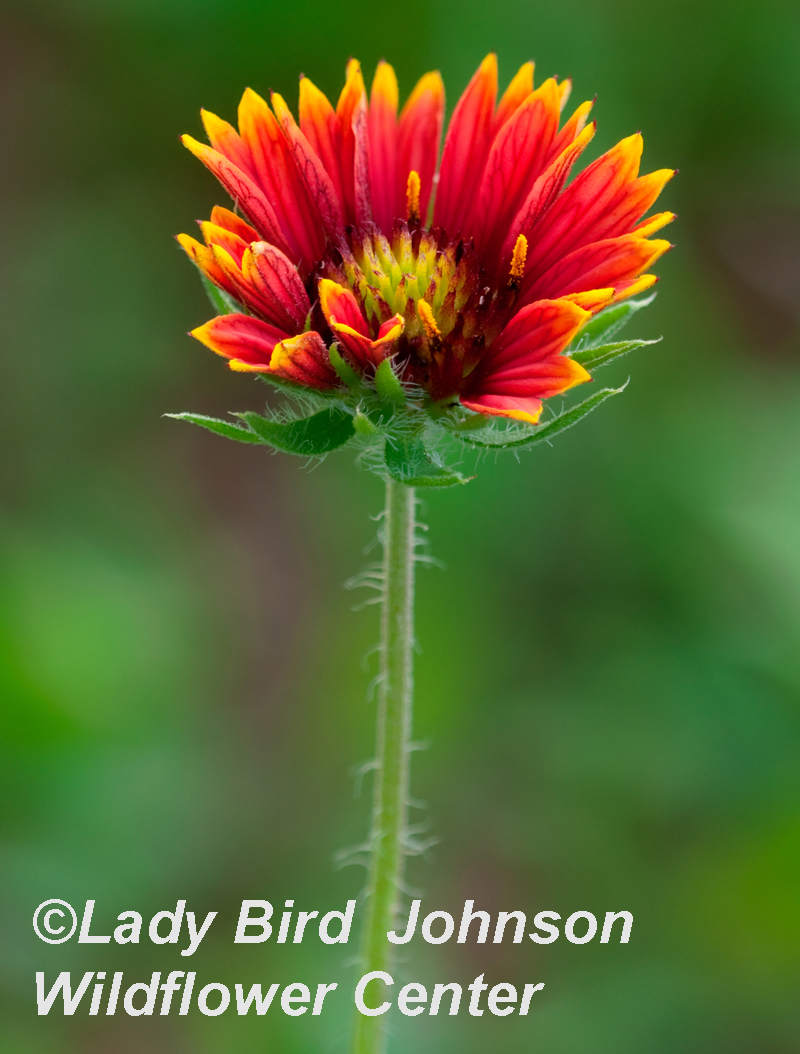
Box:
[179,55,673,425]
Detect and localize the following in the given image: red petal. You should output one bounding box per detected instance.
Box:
[181,136,292,259]
[336,60,368,225]
[523,234,671,305]
[434,54,498,237]
[547,98,594,165]
[200,221,249,266]
[237,88,326,269]
[525,135,673,284]
[200,110,253,177]
[397,71,445,224]
[318,278,369,336]
[492,61,534,132]
[299,77,347,217]
[190,313,290,367]
[178,234,240,301]
[242,241,312,331]
[465,300,591,405]
[496,122,596,279]
[269,330,338,388]
[209,205,259,244]
[271,90,344,237]
[369,61,399,232]
[472,77,562,260]
[460,392,545,424]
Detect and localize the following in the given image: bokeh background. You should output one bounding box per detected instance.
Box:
[2,0,800,1051]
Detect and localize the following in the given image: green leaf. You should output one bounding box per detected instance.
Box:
[237,406,355,456]
[165,412,265,444]
[374,359,406,404]
[458,383,629,449]
[329,344,363,390]
[199,272,243,317]
[384,438,471,487]
[569,292,657,351]
[572,337,660,371]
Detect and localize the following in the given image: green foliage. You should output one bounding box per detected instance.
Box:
[329,344,363,390]
[164,412,264,443]
[458,384,628,449]
[167,407,356,456]
[569,292,657,352]
[237,407,355,455]
[572,338,661,371]
[374,359,407,404]
[384,438,470,487]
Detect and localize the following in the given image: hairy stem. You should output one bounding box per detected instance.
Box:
[352,478,416,1054]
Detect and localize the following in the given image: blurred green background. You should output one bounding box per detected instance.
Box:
[1,0,799,1050]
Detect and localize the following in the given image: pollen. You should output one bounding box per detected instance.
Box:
[406,170,422,225]
[417,298,441,342]
[508,234,528,290]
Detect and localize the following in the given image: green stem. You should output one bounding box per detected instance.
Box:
[351,478,416,1054]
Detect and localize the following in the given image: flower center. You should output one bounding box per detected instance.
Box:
[317,221,513,400]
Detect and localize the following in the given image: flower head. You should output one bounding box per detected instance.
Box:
[176,56,673,478]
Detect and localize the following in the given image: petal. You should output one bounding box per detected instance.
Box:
[269,330,338,388]
[241,241,312,330]
[369,60,400,232]
[352,92,373,226]
[271,90,344,236]
[472,77,562,259]
[299,76,346,212]
[524,234,671,304]
[558,78,572,111]
[237,88,326,268]
[181,135,292,259]
[200,109,253,175]
[496,121,596,279]
[336,59,368,224]
[396,71,445,223]
[200,221,249,266]
[560,288,615,312]
[376,314,404,342]
[178,233,239,300]
[460,393,545,424]
[611,273,658,301]
[493,61,534,132]
[434,53,498,236]
[209,205,259,243]
[318,278,370,336]
[524,138,676,288]
[467,300,591,404]
[547,98,594,164]
[190,313,290,367]
[633,210,676,237]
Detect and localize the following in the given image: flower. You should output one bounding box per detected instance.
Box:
[179,55,673,425]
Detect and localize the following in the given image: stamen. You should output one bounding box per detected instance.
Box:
[406,170,421,225]
[417,299,441,343]
[508,234,528,291]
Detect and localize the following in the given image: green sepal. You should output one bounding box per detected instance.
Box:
[236,406,355,456]
[353,411,380,435]
[329,344,363,391]
[384,438,471,487]
[569,292,656,352]
[572,338,660,371]
[165,412,264,444]
[458,383,629,449]
[199,272,243,317]
[374,359,406,404]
